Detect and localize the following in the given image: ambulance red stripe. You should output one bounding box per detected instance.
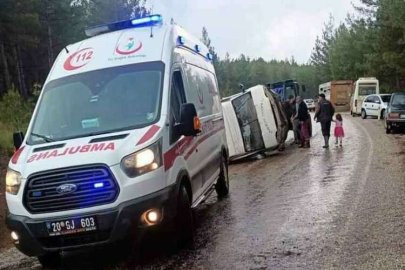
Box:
[136,125,160,146]
[163,124,224,171]
[11,145,25,164]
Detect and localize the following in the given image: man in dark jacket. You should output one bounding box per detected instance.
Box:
[297,96,310,148]
[314,93,335,148]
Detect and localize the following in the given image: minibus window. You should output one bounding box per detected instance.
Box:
[359,84,377,96]
[28,62,164,145]
[170,71,186,144]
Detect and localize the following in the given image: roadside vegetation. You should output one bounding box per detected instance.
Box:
[311,0,405,92]
[0,89,35,155]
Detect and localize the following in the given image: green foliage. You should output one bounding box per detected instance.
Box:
[214,55,320,99]
[0,0,149,97]
[313,0,405,91]
[0,89,34,154]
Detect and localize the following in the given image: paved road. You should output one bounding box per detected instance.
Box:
[2,115,405,269]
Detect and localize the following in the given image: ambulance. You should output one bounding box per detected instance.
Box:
[5,15,229,267]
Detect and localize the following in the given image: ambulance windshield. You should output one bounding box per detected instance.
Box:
[28,62,164,145]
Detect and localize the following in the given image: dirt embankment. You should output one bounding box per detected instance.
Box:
[0,153,11,250]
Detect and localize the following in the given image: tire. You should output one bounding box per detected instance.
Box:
[380,109,385,120]
[175,185,194,247]
[37,252,61,268]
[361,110,367,119]
[215,155,229,198]
[385,121,392,134]
[351,111,355,117]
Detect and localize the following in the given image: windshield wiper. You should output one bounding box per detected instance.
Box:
[30,133,56,143]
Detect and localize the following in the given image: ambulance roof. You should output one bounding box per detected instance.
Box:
[48,15,212,81]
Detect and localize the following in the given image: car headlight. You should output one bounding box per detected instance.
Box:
[121,140,162,178]
[6,169,22,195]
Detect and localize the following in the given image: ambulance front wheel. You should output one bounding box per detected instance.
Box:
[175,185,195,248]
[216,156,230,198]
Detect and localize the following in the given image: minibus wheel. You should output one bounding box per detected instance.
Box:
[175,185,195,247]
[216,156,230,198]
[37,252,61,268]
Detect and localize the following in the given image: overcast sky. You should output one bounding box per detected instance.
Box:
[146,0,361,64]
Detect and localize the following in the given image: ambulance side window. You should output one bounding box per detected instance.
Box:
[170,71,186,144]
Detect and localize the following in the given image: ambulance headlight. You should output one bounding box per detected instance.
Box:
[121,140,162,178]
[6,169,22,195]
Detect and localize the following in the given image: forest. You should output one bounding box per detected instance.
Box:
[0,0,405,153]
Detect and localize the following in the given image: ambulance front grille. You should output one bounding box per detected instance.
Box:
[23,164,119,214]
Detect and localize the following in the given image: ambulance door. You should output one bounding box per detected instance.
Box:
[169,69,203,195]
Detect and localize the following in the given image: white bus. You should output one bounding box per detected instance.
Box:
[351,77,380,116]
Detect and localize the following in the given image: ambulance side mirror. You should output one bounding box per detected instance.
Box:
[179,103,201,137]
[13,131,24,150]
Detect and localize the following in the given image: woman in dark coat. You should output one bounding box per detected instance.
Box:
[297,96,311,148]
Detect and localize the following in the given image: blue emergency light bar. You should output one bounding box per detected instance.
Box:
[177,36,212,62]
[85,14,163,37]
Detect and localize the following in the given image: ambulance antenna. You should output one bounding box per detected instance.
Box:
[150,6,154,38]
[64,46,69,54]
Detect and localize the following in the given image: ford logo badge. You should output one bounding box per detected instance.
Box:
[56,184,77,194]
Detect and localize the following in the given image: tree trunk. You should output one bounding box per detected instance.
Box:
[0,43,11,93]
[396,69,400,89]
[13,45,27,99]
[47,24,54,69]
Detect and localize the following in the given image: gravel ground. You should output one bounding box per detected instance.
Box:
[2,115,405,269]
[0,153,11,251]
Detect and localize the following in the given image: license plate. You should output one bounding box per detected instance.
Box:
[46,216,97,236]
[401,115,405,119]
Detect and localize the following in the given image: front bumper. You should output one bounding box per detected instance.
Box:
[6,185,177,257]
[387,119,405,126]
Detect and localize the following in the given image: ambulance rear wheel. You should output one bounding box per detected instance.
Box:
[37,252,61,268]
[175,185,195,248]
[216,156,229,198]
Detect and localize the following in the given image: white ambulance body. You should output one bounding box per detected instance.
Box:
[221,85,285,160]
[5,15,229,266]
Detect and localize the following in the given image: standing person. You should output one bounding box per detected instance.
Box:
[333,114,345,147]
[283,95,295,133]
[314,93,335,148]
[292,99,301,145]
[296,96,311,148]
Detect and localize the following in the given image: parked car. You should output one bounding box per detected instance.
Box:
[5,14,229,268]
[385,93,405,133]
[361,94,391,119]
[304,99,316,111]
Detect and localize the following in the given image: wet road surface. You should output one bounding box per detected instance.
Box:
[2,114,405,269]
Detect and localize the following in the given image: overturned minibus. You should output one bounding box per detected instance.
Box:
[221,85,288,161]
